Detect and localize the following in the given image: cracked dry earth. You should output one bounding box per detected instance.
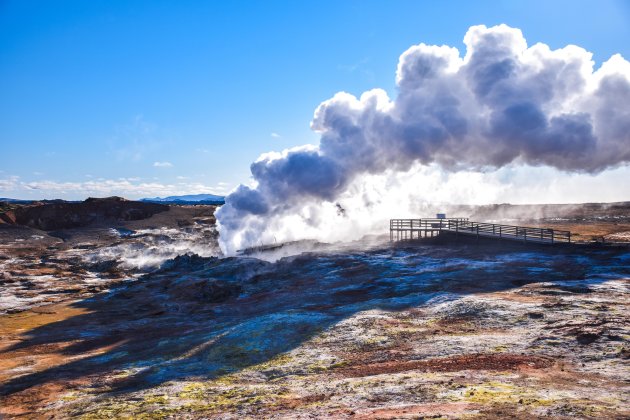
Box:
[0,239,629,418]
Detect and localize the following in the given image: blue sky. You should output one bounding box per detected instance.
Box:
[1,0,629,200]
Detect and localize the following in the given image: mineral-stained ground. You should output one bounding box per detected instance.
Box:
[0,201,629,419]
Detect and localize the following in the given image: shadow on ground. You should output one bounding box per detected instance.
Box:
[1,242,628,409]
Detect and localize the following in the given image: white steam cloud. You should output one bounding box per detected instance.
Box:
[216,24,630,254]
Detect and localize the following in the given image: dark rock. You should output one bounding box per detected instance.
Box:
[158,254,217,272]
[556,285,593,294]
[87,259,120,274]
[576,332,600,345]
[606,334,623,341]
[169,278,241,303]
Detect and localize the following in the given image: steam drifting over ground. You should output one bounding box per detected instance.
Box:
[217,24,630,254]
[82,226,220,270]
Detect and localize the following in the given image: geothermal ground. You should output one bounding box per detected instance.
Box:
[0,200,629,418]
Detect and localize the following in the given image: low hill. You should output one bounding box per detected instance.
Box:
[0,196,169,230]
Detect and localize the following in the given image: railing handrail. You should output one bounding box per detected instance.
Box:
[389,217,571,242]
[389,218,571,234]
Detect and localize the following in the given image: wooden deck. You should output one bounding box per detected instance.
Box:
[390,218,571,245]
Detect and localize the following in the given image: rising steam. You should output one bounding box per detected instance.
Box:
[217,24,630,254]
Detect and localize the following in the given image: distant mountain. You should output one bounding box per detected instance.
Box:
[0,198,34,204]
[140,193,225,204]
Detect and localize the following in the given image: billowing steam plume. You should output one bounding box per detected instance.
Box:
[217,24,630,254]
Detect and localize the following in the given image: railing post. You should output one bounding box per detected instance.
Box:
[568,232,571,243]
[524,229,527,243]
[499,225,502,238]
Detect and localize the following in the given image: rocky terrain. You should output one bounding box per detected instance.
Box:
[0,198,219,314]
[0,199,628,418]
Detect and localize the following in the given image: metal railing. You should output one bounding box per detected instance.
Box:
[390,218,571,244]
[389,218,468,241]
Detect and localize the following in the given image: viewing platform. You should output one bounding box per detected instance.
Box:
[390,217,572,245]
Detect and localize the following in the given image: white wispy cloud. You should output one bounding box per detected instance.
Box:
[271,132,281,138]
[0,176,20,191]
[0,176,223,200]
[153,161,173,168]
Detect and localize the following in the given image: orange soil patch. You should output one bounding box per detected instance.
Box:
[521,361,630,390]
[354,402,480,419]
[0,302,96,415]
[485,289,559,304]
[0,337,126,414]
[274,393,330,410]
[532,221,630,242]
[16,267,65,276]
[0,302,89,340]
[0,379,91,418]
[0,342,77,383]
[0,302,91,375]
[338,353,554,378]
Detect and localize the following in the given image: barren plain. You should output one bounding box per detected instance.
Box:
[0,199,628,419]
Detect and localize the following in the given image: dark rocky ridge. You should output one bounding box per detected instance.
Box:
[0,197,169,231]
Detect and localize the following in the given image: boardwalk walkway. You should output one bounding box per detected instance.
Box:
[390,218,571,245]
